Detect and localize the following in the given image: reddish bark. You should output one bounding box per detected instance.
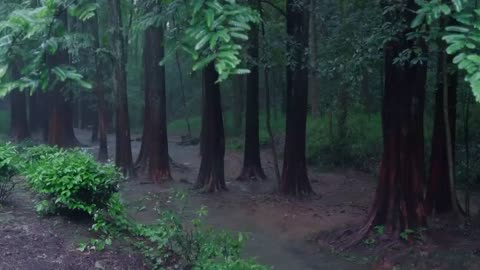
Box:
[136,25,171,182]
[237,15,265,181]
[350,0,427,243]
[45,12,79,148]
[425,50,458,215]
[195,63,227,192]
[47,92,80,147]
[280,0,313,196]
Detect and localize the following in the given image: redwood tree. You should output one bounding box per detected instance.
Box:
[237,6,266,181]
[107,0,134,175]
[195,62,227,192]
[46,12,80,148]
[351,0,427,242]
[136,25,171,182]
[280,0,313,196]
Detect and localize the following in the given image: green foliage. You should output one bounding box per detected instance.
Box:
[0,0,96,97]
[17,145,267,269]
[444,12,480,102]
[0,143,19,203]
[306,113,383,170]
[414,0,480,101]
[128,200,268,270]
[22,146,122,215]
[181,0,260,81]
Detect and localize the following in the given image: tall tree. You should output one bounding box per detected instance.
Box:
[46,12,80,148]
[136,25,171,182]
[350,0,427,242]
[195,62,227,192]
[426,17,459,215]
[238,1,266,181]
[107,0,134,175]
[92,11,108,161]
[280,0,313,196]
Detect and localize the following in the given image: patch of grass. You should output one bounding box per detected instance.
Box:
[168,116,202,137]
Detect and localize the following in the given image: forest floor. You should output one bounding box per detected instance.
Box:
[1,129,480,269]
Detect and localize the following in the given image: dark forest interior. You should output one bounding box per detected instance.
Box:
[1,0,480,269]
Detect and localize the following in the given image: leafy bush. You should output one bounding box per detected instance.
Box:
[88,193,268,270]
[131,207,268,270]
[22,146,122,215]
[0,143,18,203]
[21,144,63,163]
[19,146,267,269]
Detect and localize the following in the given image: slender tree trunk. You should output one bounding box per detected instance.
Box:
[348,0,427,244]
[92,12,108,161]
[136,25,171,182]
[175,51,192,138]
[281,0,313,196]
[238,14,265,181]
[265,67,281,184]
[195,63,227,192]
[108,0,134,175]
[464,85,471,216]
[308,0,320,117]
[426,47,458,215]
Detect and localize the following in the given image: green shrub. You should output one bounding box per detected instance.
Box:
[0,143,19,203]
[131,206,269,270]
[23,146,122,215]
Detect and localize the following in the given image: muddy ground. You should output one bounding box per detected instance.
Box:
[1,129,480,269]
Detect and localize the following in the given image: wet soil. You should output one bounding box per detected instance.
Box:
[2,129,480,269]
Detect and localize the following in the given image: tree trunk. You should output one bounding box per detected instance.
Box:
[136,25,171,182]
[425,47,458,215]
[350,0,427,243]
[10,87,29,141]
[281,0,313,196]
[195,63,227,192]
[107,0,134,175]
[175,51,192,138]
[238,14,265,181]
[46,13,80,148]
[93,12,108,162]
[308,0,320,117]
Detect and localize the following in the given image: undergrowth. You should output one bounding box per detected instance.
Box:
[0,143,18,203]
[10,143,268,270]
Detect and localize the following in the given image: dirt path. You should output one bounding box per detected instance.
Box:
[87,129,374,270]
[0,180,147,270]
